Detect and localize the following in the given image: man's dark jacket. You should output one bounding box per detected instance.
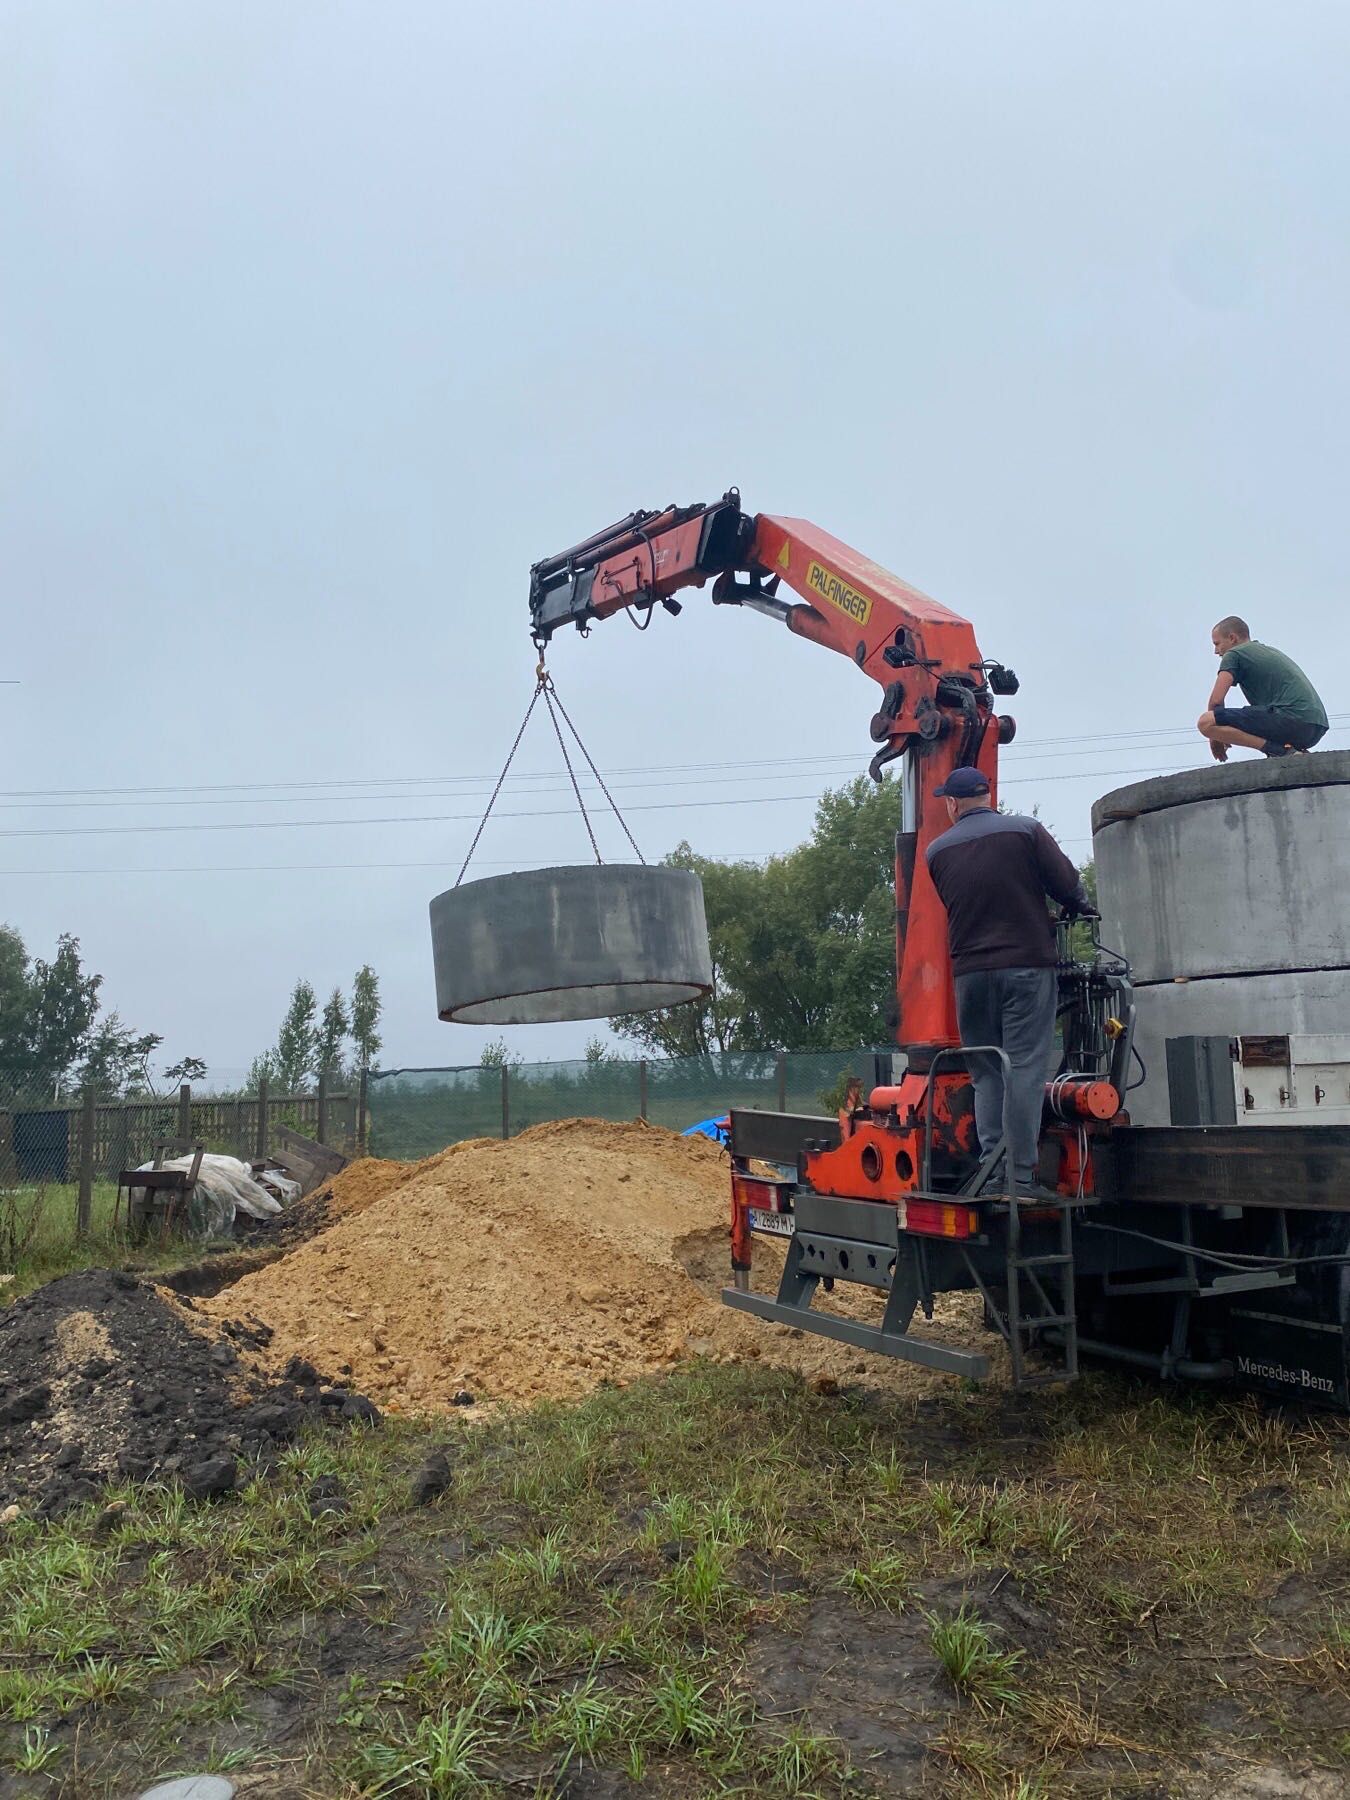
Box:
[925,809,1088,978]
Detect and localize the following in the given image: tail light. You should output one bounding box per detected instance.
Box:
[732,1173,790,1212]
[903,1200,978,1239]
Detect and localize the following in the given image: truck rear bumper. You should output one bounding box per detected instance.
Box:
[721,1284,991,1379]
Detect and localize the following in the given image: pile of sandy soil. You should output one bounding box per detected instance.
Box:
[319,1140,500,1224]
[320,1156,415,1220]
[204,1118,985,1412]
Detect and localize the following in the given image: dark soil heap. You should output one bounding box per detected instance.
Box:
[0,1268,379,1515]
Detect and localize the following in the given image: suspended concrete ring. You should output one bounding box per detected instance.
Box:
[430,864,714,1026]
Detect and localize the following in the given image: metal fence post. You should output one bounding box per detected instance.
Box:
[358,1066,369,1154]
[776,1052,787,1112]
[256,1073,269,1161]
[178,1082,191,1141]
[501,1064,510,1140]
[77,1087,95,1239]
[317,1068,328,1146]
[639,1058,648,1122]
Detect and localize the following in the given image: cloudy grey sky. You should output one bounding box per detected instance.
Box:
[2,0,1346,1080]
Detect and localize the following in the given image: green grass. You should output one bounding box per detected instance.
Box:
[4,1363,1350,1794]
[0,1179,178,1298]
[929,1605,1025,1710]
[0,1176,224,1300]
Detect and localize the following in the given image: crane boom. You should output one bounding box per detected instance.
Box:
[528,489,1019,1050]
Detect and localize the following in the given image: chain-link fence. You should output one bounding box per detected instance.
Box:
[367,1050,881,1162]
[0,1073,359,1276]
[0,1081,358,1188]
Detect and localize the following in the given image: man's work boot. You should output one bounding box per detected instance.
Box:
[1017,1181,1065,1204]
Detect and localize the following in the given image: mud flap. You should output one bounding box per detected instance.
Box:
[1227,1213,1350,1409]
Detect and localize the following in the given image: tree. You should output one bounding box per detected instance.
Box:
[478,1037,523,1071]
[0,927,104,1098]
[611,776,901,1056]
[350,965,382,1070]
[77,1015,163,1099]
[316,987,350,1077]
[164,1056,208,1088]
[0,927,29,1067]
[273,980,318,1094]
[583,1035,611,1065]
[1067,861,1099,962]
[609,849,763,1057]
[610,778,1097,1058]
[28,936,104,1093]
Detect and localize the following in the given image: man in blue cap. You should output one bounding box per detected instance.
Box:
[925,767,1094,1195]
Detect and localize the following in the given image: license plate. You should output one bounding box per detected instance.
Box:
[749,1206,795,1238]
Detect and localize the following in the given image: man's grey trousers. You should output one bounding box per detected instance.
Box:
[953,966,1058,1187]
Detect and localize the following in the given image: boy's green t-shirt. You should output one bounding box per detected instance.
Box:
[1219,641,1328,729]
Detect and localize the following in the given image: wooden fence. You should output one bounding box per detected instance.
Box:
[0,1078,360,1188]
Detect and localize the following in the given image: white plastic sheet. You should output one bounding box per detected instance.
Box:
[129,1153,287,1240]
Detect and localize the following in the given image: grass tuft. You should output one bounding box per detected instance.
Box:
[930,1605,1024,1710]
[356,1702,496,1797]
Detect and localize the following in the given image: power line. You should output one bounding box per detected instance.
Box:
[0,834,1094,876]
[2,716,1342,806]
[0,790,839,840]
[0,750,1230,812]
[0,739,1339,847]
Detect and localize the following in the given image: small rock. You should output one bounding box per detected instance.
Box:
[410,1452,452,1506]
[115,1451,153,1482]
[811,1374,841,1397]
[244,1402,301,1440]
[209,1342,238,1369]
[340,1395,381,1427]
[0,1503,21,1526]
[181,1456,237,1502]
[38,1478,99,1518]
[0,1384,50,1426]
[283,1356,320,1386]
[307,1476,350,1517]
[136,1776,236,1799]
[93,1502,127,1537]
[451,1388,475,1407]
[81,1356,113,1381]
[318,1386,349,1408]
[53,1441,84,1469]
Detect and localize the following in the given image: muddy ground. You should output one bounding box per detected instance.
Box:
[3,1362,1350,1797]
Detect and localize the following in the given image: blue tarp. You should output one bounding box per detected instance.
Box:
[682,1115,730,1145]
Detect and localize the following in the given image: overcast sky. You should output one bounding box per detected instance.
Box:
[1,0,1346,1082]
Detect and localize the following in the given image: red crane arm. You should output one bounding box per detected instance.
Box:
[528,489,1019,1050]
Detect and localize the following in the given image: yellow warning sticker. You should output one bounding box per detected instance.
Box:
[776,541,791,571]
[805,560,872,627]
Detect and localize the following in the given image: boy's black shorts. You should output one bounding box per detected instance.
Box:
[1213,705,1327,755]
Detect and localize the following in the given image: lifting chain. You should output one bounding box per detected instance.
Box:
[454,650,647,887]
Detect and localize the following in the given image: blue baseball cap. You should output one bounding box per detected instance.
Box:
[932,767,991,799]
